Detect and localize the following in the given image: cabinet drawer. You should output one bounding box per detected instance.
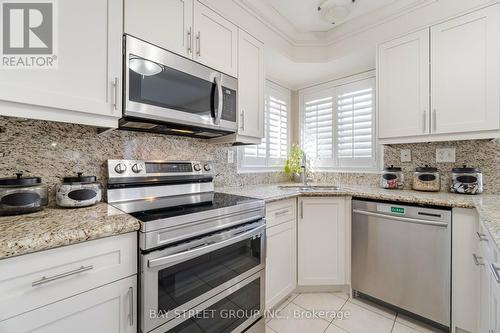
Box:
[0,232,137,320]
[266,199,296,229]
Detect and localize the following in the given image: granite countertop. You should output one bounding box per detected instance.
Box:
[217,183,500,250]
[0,203,140,260]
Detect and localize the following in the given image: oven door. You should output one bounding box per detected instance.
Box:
[140,221,266,333]
[124,35,237,133]
[150,270,265,333]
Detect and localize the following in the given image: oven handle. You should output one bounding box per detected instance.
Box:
[214,74,223,126]
[147,224,265,269]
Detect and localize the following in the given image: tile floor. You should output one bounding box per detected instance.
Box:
[265,292,445,333]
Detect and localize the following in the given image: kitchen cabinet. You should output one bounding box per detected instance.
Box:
[194,1,238,77]
[0,233,137,328]
[124,0,193,57]
[0,275,137,333]
[265,199,297,310]
[478,221,500,333]
[377,3,500,144]
[0,0,123,128]
[298,197,347,286]
[378,28,430,139]
[209,29,265,144]
[451,208,480,333]
[431,4,500,135]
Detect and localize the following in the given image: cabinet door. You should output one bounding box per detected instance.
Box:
[0,276,137,333]
[266,220,296,310]
[298,197,346,286]
[0,0,122,127]
[238,30,265,139]
[491,265,500,333]
[431,4,500,134]
[124,0,193,57]
[378,29,430,139]
[193,1,238,77]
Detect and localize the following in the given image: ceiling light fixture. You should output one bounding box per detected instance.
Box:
[129,57,163,76]
[317,0,356,25]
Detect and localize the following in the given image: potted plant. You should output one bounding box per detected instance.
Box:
[284,144,304,183]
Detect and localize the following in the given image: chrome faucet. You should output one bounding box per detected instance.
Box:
[301,152,308,186]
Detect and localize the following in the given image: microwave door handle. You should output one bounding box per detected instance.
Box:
[214,75,223,125]
[147,224,265,269]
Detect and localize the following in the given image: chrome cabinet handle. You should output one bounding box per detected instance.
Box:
[473,253,484,266]
[112,77,118,111]
[477,232,489,242]
[196,32,201,57]
[432,109,437,132]
[148,224,265,268]
[128,287,134,326]
[422,110,427,133]
[240,110,245,130]
[490,263,500,283]
[352,209,448,227]
[274,209,289,217]
[214,75,223,125]
[32,265,94,287]
[300,201,304,219]
[187,27,192,54]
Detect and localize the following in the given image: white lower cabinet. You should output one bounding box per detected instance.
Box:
[265,199,297,310]
[298,197,347,286]
[0,275,137,333]
[0,233,137,332]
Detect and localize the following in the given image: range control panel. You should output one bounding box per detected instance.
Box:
[107,160,213,178]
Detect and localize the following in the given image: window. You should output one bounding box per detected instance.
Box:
[239,81,290,171]
[300,75,378,171]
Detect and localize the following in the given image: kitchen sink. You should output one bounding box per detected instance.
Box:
[277,185,343,191]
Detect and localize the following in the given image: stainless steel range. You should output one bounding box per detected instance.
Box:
[107,160,266,333]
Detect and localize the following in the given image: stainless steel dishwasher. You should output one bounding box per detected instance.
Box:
[352,199,452,329]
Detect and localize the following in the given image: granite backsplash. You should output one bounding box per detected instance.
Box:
[313,139,500,194]
[0,116,290,206]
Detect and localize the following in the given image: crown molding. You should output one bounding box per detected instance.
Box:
[234,0,438,47]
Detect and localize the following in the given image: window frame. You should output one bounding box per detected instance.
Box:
[299,71,382,172]
[238,80,291,173]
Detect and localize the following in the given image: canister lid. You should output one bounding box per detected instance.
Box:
[0,172,42,186]
[63,172,97,184]
[383,165,402,172]
[452,165,481,173]
[415,165,438,172]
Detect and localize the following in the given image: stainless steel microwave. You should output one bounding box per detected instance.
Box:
[121,35,238,138]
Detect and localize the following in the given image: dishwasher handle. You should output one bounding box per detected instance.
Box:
[353,209,448,227]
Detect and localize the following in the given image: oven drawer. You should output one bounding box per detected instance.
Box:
[141,222,265,333]
[0,232,137,320]
[266,199,296,229]
[150,270,265,333]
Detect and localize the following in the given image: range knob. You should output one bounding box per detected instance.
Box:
[204,164,212,171]
[114,163,127,174]
[193,163,202,171]
[132,163,143,173]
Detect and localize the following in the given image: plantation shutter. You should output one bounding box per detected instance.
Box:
[268,96,288,161]
[303,94,334,166]
[335,78,376,167]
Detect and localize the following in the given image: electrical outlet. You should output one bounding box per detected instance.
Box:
[227,150,235,164]
[400,149,411,162]
[436,148,456,163]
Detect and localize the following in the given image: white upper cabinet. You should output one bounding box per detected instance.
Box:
[0,0,122,128]
[378,29,430,139]
[378,3,500,143]
[124,0,193,57]
[193,1,238,77]
[238,30,264,139]
[298,197,347,286]
[431,4,500,135]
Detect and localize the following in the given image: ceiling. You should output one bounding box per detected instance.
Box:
[264,0,398,33]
